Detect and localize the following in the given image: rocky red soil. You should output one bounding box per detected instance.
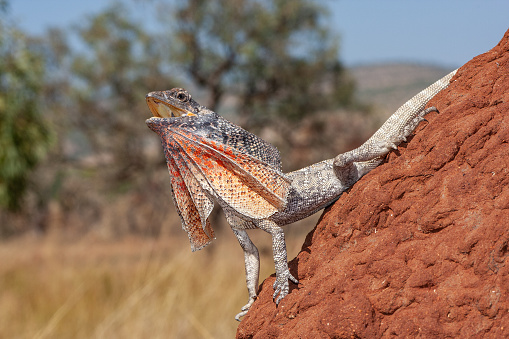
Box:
[237,28,509,338]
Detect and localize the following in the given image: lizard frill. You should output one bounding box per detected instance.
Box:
[146,113,291,251]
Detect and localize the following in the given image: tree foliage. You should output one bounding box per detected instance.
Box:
[167,0,355,127]
[1,0,364,236]
[68,4,175,180]
[0,16,53,211]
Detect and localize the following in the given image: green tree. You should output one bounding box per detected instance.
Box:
[166,0,355,127]
[69,4,175,181]
[0,11,53,211]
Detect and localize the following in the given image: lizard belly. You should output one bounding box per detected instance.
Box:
[270,159,348,225]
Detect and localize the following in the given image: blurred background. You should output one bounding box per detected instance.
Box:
[1,0,507,337]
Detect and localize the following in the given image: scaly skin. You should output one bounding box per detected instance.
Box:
[145,69,457,321]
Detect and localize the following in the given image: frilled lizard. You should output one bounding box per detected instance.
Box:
[145,69,457,320]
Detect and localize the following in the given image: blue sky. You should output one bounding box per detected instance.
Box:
[10,0,509,68]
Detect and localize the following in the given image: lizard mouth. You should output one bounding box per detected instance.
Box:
[146,94,185,118]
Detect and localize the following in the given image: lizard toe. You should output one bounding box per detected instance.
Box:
[235,310,248,321]
[235,297,256,321]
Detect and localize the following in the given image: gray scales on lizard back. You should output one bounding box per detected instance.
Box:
[145,69,458,320]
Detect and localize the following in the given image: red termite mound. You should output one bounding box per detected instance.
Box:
[237,28,509,338]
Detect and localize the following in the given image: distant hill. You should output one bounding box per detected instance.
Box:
[349,63,455,121]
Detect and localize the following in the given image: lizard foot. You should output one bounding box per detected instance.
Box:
[398,106,437,141]
[235,297,256,321]
[333,140,398,169]
[273,271,298,304]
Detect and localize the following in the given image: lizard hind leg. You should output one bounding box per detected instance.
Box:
[334,68,457,171]
[334,106,438,170]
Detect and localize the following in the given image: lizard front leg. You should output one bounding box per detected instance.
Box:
[255,219,298,305]
[232,229,260,321]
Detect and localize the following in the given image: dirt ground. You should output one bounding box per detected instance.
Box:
[238,28,509,338]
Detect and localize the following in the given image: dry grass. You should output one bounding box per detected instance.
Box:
[0,222,312,338]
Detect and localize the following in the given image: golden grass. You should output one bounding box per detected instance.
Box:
[0,223,312,338]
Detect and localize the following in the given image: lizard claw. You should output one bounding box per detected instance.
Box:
[272,271,298,304]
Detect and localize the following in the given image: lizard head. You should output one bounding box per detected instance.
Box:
[145,88,211,118]
[145,87,217,136]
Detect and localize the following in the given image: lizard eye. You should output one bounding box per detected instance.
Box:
[175,90,190,102]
